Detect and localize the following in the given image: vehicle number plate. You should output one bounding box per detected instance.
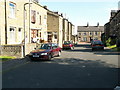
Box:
[33,55,39,57]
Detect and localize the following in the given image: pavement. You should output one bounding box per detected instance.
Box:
[2,57,30,72]
[78,42,91,44]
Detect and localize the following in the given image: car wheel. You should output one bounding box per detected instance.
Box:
[57,51,61,57]
[102,48,104,51]
[92,48,94,51]
[71,46,74,50]
[48,54,52,61]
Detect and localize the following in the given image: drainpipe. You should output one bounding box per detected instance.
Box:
[29,0,31,43]
[23,2,32,57]
[5,0,7,44]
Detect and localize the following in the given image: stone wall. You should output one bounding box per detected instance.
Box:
[0,44,24,58]
[0,43,41,58]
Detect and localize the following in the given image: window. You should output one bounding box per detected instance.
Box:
[83,37,87,42]
[18,28,22,43]
[31,10,36,23]
[37,30,38,37]
[89,32,92,35]
[44,15,47,19]
[39,15,41,25]
[40,32,41,37]
[79,33,81,36]
[54,35,57,39]
[9,27,15,44]
[95,31,98,35]
[31,30,38,38]
[83,32,87,35]
[18,28,21,32]
[9,2,16,18]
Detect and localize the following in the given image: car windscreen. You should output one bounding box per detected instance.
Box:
[64,41,71,45]
[93,41,103,45]
[39,44,51,49]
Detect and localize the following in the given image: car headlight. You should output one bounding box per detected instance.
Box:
[41,53,48,55]
[29,52,33,55]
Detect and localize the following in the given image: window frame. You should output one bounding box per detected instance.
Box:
[9,2,16,18]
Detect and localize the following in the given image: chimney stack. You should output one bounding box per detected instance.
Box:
[43,6,47,9]
[97,22,99,27]
[87,22,89,27]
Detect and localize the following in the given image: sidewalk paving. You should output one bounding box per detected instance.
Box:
[78,42,91,44]
[2,57,29,72]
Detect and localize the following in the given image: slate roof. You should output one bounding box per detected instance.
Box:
[77,26,104,32]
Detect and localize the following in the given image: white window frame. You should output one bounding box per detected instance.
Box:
[9,27,16,44]
[9,2,16,18]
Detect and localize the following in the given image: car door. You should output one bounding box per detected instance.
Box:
[51,44,57,56]
[55,44,60,55]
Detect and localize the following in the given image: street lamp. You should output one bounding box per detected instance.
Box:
[23,2,32,57]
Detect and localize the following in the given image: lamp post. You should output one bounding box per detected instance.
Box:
[23,2,32,57]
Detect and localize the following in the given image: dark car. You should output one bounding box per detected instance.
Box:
[91,40,104,51]
[63,41,74,50]
[27,43,62,61]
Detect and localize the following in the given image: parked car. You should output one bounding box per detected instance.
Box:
[63,41,74,50]
[91,40,104,51]
[27,43,62,61]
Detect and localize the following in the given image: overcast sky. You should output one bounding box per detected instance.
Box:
[40,0,119,27]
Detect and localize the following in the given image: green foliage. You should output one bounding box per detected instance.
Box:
[106,37,117,46]
[106,38,111,46]
[110,38,116,45]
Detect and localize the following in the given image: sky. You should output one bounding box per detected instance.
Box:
[39,0,119,27]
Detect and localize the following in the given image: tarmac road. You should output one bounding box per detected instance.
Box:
[2,43,120,88]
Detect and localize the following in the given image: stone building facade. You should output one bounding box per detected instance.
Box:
[104,10,120,46]
[45,7,75,48]
[63,18,69,42]
[0,0,5,45]
[0,0,47,45]
[77,24,104,42]
[46,10,60,44]
[0,0,76,56]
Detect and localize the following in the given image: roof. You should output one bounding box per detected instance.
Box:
[77,26,104,32]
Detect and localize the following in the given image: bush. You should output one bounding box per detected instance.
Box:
[106,37,117,46]
[106,38,111,46]
[110,38,116,45]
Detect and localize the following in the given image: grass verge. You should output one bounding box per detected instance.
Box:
[108,45,120,51]
[0,56,16,62]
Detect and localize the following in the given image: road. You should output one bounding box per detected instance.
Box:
[2,43,120,88]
